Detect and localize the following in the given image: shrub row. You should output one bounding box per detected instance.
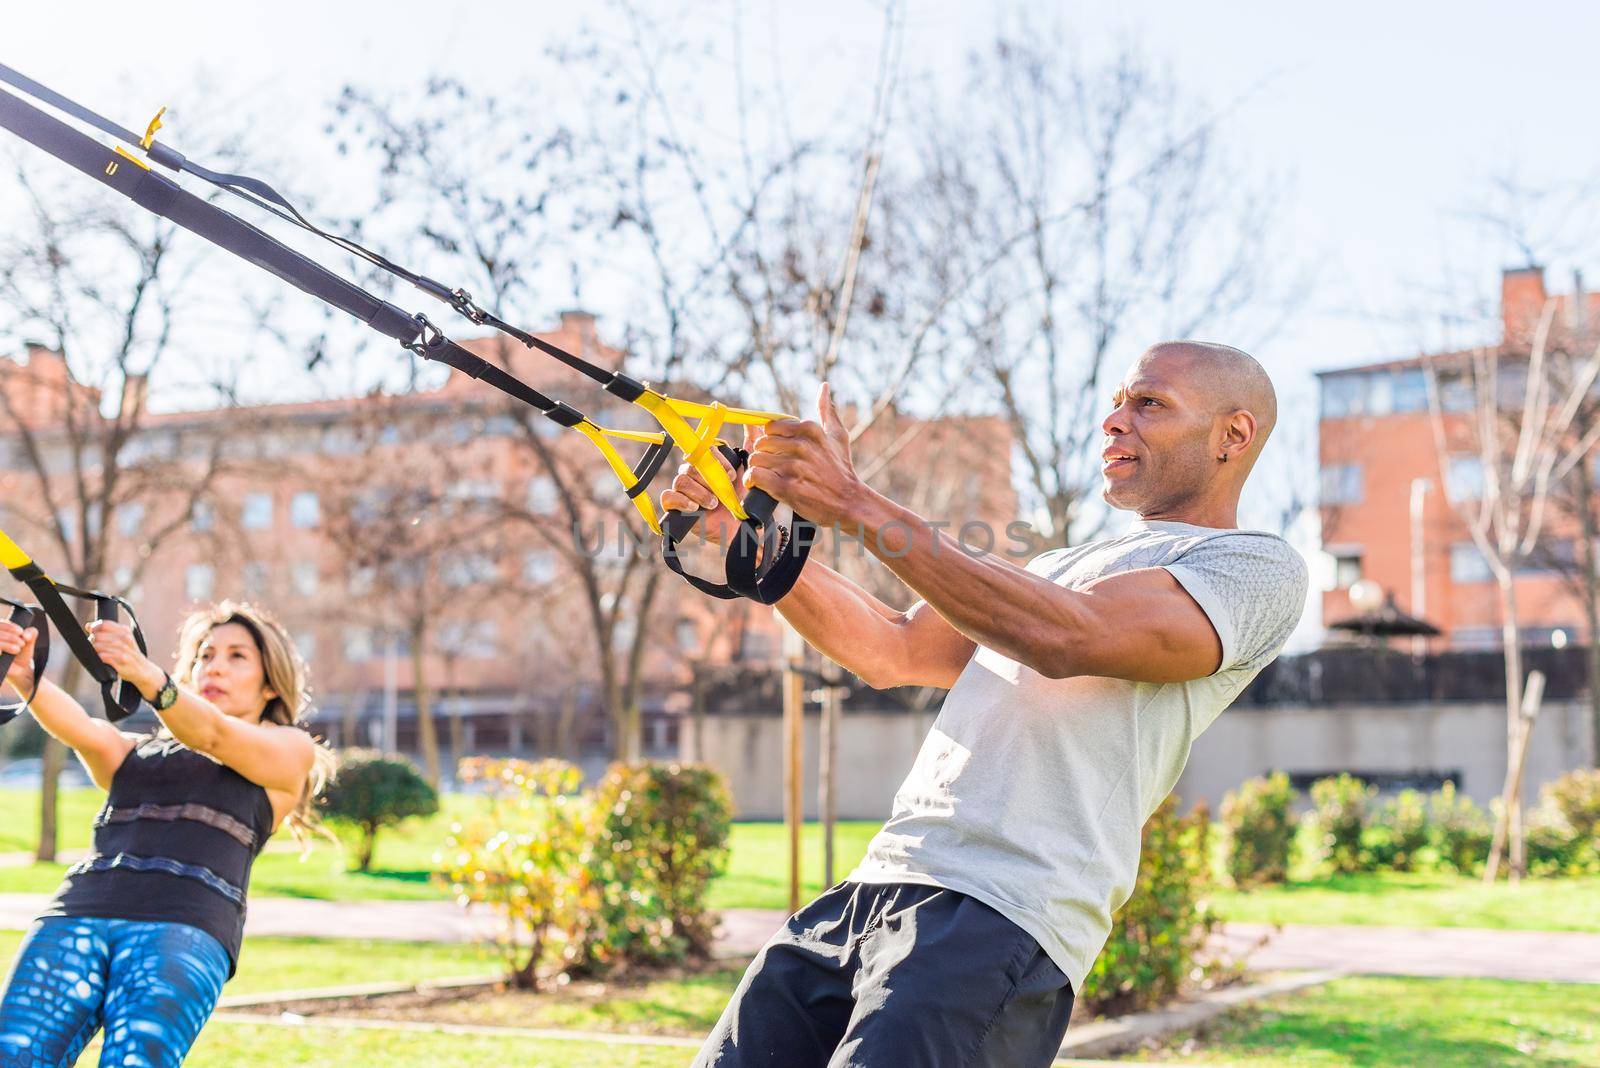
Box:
[1221,767,1600,883]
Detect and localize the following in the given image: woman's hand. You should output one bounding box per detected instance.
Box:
[0,620,38,696]
[87,620,165,697]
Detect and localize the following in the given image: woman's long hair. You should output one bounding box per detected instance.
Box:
[171,600,336,847]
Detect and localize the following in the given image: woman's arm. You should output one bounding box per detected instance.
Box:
[88,621,315,795]
[0,621,135,789]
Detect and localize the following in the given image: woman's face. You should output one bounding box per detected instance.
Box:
[192,622,277,722]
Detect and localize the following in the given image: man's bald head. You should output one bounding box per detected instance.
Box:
[1144,341,1277,466]
[1100,341,1278,524]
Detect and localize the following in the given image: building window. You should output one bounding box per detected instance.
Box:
[1450,543,1493,584]
[442,553,498,588]
[1321,375,1366,419]
[1320,464,1364,507]
[1516,539,1575,576]
[294,631,316,664]
[242,492,273,531]
[739,629,776,661]
[348,566,375,597]
[1450,626,1500,650]
[440,620,499,658]
[344,627,374,663]
[1438,373,1476,413]
[523,550,558,584]
[1444,456,1484,502]
[116,502,145,537]
[527,475,559,515]
[674,618,699,653]
[242,562,270,599]
[191,500,214,532]
[186,564,214,602]
[290,491,320,529]
[1390,369,1428,413]
[1329,549,1363,590]
[291,561,319,597]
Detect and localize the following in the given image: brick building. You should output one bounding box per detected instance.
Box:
[0,314,1015,770]
[1318,267,1600,649]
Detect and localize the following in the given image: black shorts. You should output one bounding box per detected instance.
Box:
[694,881,1074,1068]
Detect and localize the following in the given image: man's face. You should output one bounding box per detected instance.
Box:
[1099,351,1217,513]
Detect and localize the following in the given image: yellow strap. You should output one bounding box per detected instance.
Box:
[140,106,166,150]
[0,529,33,572]
[572,423,664,534]
[634,393,752,520]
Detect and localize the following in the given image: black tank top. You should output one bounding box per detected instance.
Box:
[43,734,276,975]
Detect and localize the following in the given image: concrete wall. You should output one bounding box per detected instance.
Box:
[684,710,934,821]
[688,701,1597,821]
[1176,700,1595,810]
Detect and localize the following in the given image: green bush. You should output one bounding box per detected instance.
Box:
[1220,772,1296,887]
[1364,789,1431,872]
[1524,773,1600,878]
[436,758,734,986]
[585,762,733,966]
[1427,782,1490,874]
[319,749,440,871]
[1080,797,1217,1017]
[1308,774,1375,874]
[1542,769,1600,847]
[436,757,599,987]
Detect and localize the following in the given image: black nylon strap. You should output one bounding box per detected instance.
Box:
[0,600,49,726]
[659,447,813,603]
[7,563,148,723]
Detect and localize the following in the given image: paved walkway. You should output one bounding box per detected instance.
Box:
[1,894,1596,983]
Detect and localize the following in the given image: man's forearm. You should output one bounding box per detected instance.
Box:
[775,559,914,689]
[852,489,1089,678]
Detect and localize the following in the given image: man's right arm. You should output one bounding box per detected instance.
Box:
[774,560,976,691]
[661,457,975,691]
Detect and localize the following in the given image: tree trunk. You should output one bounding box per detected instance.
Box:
[410,624,441,788]
[690,670,707,763]
[1575,472,1600,768]
[359,822,377,872]
[37,656,88,864]
[556,685,578,761]
[1484,574,1525,882]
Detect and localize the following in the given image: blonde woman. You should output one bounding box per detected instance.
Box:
[0,600,333,1067]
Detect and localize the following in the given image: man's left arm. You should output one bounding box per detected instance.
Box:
[747,387,1227,685]
[855,494,1221,683]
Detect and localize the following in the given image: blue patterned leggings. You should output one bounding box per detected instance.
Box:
[0,917,229,1067]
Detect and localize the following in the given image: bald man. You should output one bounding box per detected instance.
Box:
[673,342,1309,1068]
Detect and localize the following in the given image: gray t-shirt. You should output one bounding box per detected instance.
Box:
[849,519,1309,992]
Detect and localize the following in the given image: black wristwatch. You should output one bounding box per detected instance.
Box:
[153,671,179,712]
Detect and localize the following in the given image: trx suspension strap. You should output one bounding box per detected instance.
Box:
[0,63,814,603]
[0,529,145,722]
[0,595,49,725]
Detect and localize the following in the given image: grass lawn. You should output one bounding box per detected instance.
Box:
[0,930,503,996]
[1142,976,1599,1066]
[306,959,749,1036]
[143,1021,693,1067]
[1207,871,1600,933]
[708,821,878,911]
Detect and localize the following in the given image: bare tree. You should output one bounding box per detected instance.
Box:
[1424,304,1600,881]
[313,397,517,785]
[0,162,244,861]
[914,32,1283,547]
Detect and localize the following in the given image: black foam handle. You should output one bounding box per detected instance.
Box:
[741,488,779,526]
[0,603,33,683]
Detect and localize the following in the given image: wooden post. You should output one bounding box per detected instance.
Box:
[819,666,841,887]
[782,620,806,913]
